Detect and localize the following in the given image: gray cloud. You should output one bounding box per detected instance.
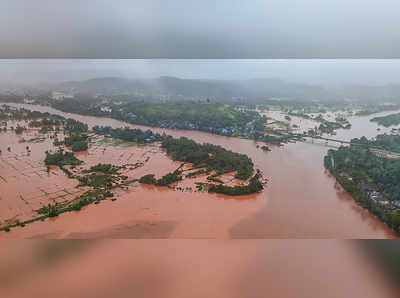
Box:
[2,59,400,86]
[1,0,400,58]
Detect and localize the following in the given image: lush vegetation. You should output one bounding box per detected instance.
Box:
[78,173,120,188]
[64,118,88,133]
[371,112,400,127]
[197,171,264,196]
[52,97,102,116]
[186,169,208,178]
[77,163,128,189]
[71,141,88,152]
[93,126,162,143]
[352,135,400,153]
[155,169,183,186]
[64,134,89,152]
[139,174,157,184]
[139,169,183,186]
[29,118,62,127]
[64,134,87,146]
[83,163,120,175]
[325,136,400,234]
[37,188,114,216]
[355,105,400,116]
[161,136,254,180]
[44,151,83,167]
[137,136,264,195]
[15,126,25,134]
[112,101,258,135]
[52,99,260,137]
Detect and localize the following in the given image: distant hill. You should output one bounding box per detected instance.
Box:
[56,76,332,103]
[55,76,400,104]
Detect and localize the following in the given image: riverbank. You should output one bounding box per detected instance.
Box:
[0,105,265,232]
[1,103,398,238]
[324,137,400,235]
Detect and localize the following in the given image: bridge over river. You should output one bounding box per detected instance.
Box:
[290,134,400,159]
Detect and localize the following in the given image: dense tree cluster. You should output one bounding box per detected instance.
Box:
[156,170,183,186]
[71,141,88,152]
[139,170,182,186]
[83,163,120,175]
[29,118,62,127]
[325,136,400,233]
[198,171,264,196]
[51,99,259,136]
[138,136,263,195]
[52,97,103,116]
[15,126,25,134]
[78,173,117,188]
[325,146,400,201]
[93,126,162,143]
[356,105,400,116]
[139,174,157,184]
[352,134,400,153]
[64,134,89,152]
[44,151,83,167]
[113,101,256,134]
[371,113,400,127]
[161,136,254,180]
[64,118,88,133]
[186,169,208,178]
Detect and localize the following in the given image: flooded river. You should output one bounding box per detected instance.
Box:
[1,104,399,298]
[2,103,399,239]
[1,240,397,298]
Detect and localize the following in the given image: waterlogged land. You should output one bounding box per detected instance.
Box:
[0,105,264,233]
[258,108,352,136]
[1,103,399,238]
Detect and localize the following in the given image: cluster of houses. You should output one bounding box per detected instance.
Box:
[359,181,399,211]
[100,106,112,113]
[144,135,157,143]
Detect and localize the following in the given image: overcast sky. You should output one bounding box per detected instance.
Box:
[1,0,400,58]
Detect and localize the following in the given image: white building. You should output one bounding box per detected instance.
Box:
[52,91,74,101]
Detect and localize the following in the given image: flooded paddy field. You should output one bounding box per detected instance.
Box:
[0,127,83,226]
[0,116,259,238]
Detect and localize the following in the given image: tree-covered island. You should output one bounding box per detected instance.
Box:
[139,136,264,196]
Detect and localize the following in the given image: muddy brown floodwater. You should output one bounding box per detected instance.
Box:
[1,240,398,298]
[1,103,399,239]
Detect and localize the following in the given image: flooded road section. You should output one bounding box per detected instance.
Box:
[1,104,399,238]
